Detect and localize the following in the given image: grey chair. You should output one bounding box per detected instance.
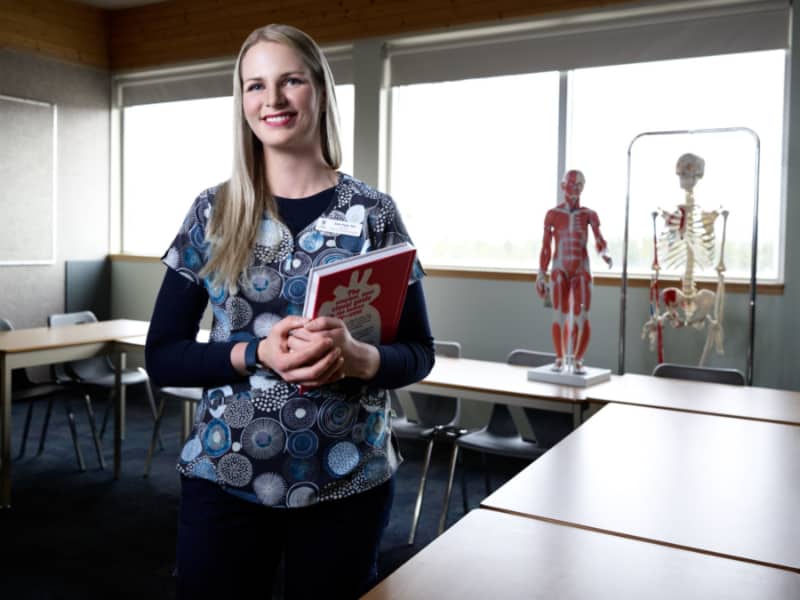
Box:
[143,386,203,477]
[652,362,746,386]
[392,340,467,545]
[1,317,100,470]
[438,349,557,535]
[48,310,162,462]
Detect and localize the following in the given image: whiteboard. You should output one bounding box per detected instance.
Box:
[0,94,57,265]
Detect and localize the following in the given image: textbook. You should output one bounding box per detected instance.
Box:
[302,242,416,345]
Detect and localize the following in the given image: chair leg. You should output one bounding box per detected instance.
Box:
[460,451,469,515]
[143,396,167,478]
[63,399,86,472]
[37,397,55,456]
[83,394,105,470]
[407,438,435,546]
[438,444,460,536]
[141,376,164,451]
[99,389,113,440]
[16,401,35,460]
[481,452,491,496]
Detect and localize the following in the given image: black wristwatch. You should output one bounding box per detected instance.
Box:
[244,338,263,375]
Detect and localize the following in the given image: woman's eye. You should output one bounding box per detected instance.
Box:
[285,77,303,86]
[246,82,263,92]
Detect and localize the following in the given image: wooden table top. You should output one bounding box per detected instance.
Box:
[362,508,800,600]
[481,403,800,573]
[409,356,588,404]
[0,319,150,353]
[588,373,800,426]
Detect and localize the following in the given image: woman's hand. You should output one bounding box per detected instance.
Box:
[256,316,344,388]
[291,316,380,382]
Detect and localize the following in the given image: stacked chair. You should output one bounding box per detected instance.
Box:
[391,340,468,545]
[438,349,572,534]
[1,317,100,470]
[143,386,203,477]
[652,362,746,386]
[47,310,162,468]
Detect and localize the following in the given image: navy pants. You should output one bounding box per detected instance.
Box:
[175,475,394,600]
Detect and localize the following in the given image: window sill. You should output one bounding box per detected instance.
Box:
[424,266,784,295]
[110,255,784,296]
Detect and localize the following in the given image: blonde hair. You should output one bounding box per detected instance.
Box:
[201,23,343,293]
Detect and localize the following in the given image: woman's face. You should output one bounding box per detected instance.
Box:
[240,40,323,159]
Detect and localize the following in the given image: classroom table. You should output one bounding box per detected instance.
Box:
[403,356,590,427]
[588,372,800,425]
[0,319,150,508]
[481,403,800,573]
[362,508,800,600]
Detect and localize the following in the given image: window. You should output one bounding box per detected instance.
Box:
[120,85,354,256]
[390,73,560,270]
[386,2,789,281]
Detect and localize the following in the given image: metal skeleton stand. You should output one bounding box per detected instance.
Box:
[617,127,759,385]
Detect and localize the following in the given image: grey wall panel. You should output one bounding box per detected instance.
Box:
[0,49,110,328]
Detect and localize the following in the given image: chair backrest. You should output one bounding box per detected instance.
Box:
[652,362,746,386]
[48,310,113,381]
[405,339,462,427]
[506,349,557,368]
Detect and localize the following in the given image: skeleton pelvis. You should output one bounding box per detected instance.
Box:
[661,287,715,328]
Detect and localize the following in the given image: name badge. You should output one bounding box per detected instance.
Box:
[316,218,363,236]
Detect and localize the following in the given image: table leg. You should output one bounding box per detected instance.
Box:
[114,351,126,479]
[573,403,585,428]
[1,357,11,508]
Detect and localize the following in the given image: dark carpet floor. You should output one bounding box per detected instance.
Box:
[0,391,529,599]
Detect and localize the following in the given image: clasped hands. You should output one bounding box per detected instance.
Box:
[256,316,379,389]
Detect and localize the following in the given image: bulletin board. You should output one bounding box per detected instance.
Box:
[0,94,57,265]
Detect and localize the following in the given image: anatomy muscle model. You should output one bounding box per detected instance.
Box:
[641,153,729,365]
[536,170,612,374]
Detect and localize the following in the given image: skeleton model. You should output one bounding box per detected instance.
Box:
[642,153,729,365]
[536,170,612,374]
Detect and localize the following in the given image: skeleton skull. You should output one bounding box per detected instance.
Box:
[676,153,705,192]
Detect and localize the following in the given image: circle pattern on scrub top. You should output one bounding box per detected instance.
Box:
[204,278,227,306]
[240,266,282,303]
[218,453,252,487]
[241,418,286,460]
[362,453,389,481]
[225,297,253,330]
[203,419,231,457]
[253,312,282,337]
[182,246,203,271]
[364,412,387,447]
[253,472,288,506]
[282,276,307,304]
[252,383,291,413]
[189,223,207,250]
[189,458,217,482]
[254,219,293,264]
[280,397,318,431]
[298,230,325,253]
[313,248,352,268]
[325,441,360,477]
[181,437,203,462]
[281,251,313,276]
[337,234,364,252]
[286,482,319,507]
[345,204,365,223]
[317,397,358,437]
[287,430,319,459]
[223,396,255,429]
[283,457,320,483]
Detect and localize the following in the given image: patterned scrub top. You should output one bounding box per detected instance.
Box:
[162,173,423,508]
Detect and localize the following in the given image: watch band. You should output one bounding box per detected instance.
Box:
[244,338,261,374]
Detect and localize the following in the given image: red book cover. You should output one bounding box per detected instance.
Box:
[302,242,417,344]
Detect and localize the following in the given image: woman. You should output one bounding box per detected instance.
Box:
[145,23,434,599]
